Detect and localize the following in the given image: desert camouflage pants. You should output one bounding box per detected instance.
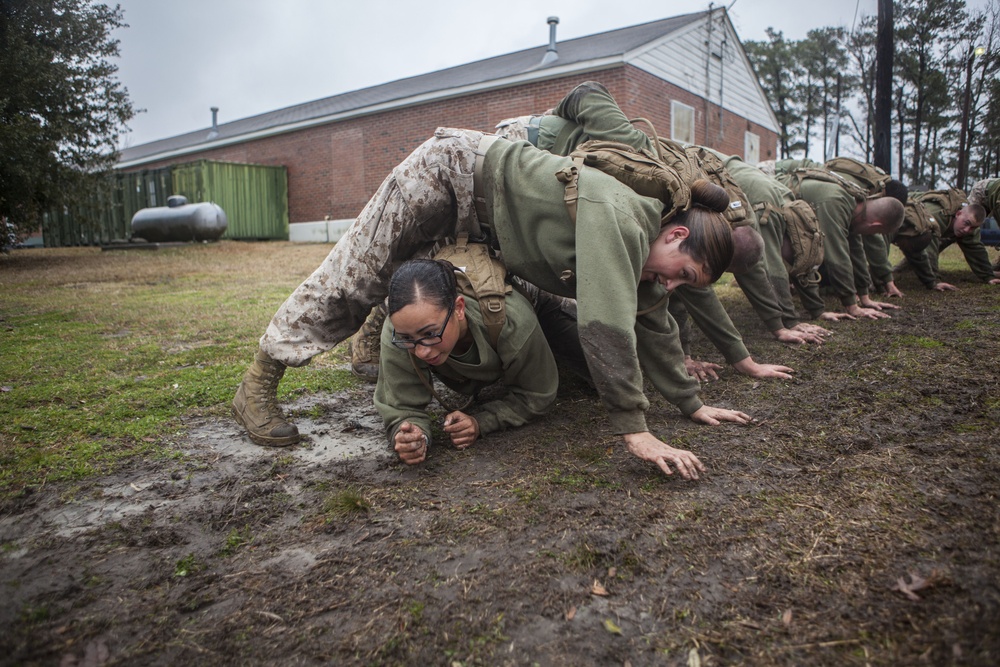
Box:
[260,128,486,367]
[493,115,538,143]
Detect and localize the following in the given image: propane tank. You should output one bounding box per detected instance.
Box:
[131,196,228,242]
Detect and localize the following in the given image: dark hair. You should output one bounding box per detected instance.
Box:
[669,205,734,283]
[885,180,909,206]
[387,259,457,316]
[690,178,731,213]
[728,226,764,275]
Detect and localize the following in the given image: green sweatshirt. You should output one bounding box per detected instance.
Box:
[374,294,559,447]
[483,139,703,434]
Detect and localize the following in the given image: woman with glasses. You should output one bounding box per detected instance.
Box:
[374,259,561,465]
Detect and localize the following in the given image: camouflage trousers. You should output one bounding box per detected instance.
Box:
[493,115,539,143]
[260,127,487,367]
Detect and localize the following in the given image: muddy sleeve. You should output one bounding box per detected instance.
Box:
[551,81,654,154]
[673,285,751,364]
[574,198,702,432]
[373,323,434,446]
[957,230,995,282]
[471,323,559,435]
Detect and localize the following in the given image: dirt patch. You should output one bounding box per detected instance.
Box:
[2,272,1000,666]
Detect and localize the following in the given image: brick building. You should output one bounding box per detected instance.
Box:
[117,10,778,234]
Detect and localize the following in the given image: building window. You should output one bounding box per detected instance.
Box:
[745,131,760,164]
[671,101,695,144]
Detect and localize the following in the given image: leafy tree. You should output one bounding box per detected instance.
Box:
[798,28,850,160]
[0,0,134,238]
[745,29,803,158]
[895,0,968,185]
[844,16,878,161]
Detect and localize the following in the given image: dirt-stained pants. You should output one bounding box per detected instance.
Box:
[260,128,485,367]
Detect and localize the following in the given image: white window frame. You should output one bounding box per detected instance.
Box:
[671,101,696,145]
[744,131,760,164]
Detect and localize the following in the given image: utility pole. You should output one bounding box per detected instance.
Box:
[873,0,893,175]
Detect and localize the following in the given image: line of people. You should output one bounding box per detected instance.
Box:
[232,81,1000,480]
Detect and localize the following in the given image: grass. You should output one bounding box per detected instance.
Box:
[0,242,358,498]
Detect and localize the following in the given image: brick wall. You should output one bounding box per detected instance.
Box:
[128,65,778,223]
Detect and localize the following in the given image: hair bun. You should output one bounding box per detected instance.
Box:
[690,178,730,213]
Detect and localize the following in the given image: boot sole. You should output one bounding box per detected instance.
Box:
[232,406,300,447]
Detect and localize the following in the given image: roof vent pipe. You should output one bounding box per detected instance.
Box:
[540,16,559,67]
[207,106,219,140]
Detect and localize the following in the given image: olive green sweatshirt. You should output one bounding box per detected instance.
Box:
[483,139,703,434]
[373,294,559,447]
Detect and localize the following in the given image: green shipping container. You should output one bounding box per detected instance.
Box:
[41,160,288,246]
[170,160,288,240]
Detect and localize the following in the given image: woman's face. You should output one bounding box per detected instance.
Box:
[389,296,466,366]
[641,226,711,292]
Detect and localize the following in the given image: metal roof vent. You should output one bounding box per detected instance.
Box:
[207,107,219,140]
[539,16,559,67]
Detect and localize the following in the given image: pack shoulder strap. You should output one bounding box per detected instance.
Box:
[432,232,511,349]
[472,134,501,237]
[786,167,867,203]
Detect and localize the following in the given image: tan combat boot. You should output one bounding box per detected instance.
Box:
[232,350,300,447]
[350,304,387,383]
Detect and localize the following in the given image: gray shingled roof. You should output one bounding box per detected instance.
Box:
[118,12,705,164]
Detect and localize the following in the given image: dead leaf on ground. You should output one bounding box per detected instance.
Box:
[608,566,617,578]
[687,647,702,667]
[591,579,609,596]
[603,618,622,635]
[892,570,945,601]
[782,609,793,627]
[565,605,576,621]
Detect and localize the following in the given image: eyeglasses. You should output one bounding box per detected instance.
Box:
[390,300,455,350]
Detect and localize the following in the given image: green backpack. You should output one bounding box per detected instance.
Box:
[824,157,891,198]
[432,233,511,348]
[899,199,938,239]
[561,139,691,224]
[912,188,968,220]
[681,144,752,226]
[781,199,825,284]
[781,166,869,204]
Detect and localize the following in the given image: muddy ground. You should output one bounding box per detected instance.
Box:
[2,260,1000,666]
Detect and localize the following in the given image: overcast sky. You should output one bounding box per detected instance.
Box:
[110,0,987,149]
